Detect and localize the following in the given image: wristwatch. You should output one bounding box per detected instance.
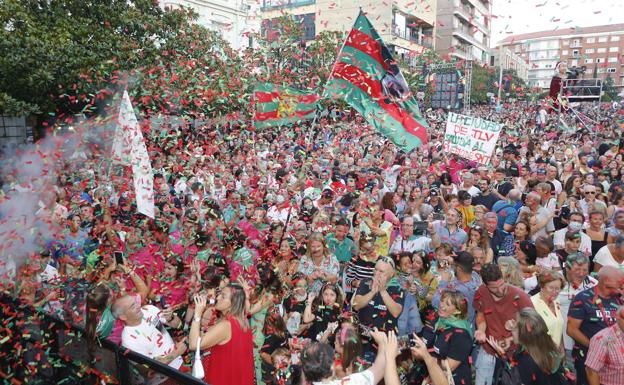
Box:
[194,317,201,323]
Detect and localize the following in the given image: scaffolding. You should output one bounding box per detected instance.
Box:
[463,60,473,113]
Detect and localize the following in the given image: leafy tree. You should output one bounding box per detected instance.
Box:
[0,0,193,118]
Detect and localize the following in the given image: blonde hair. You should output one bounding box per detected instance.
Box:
[537,270,565,289]
[440,290,468,320]
[498,257,524,289]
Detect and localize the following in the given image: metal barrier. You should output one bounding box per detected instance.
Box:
[0,294,208,385]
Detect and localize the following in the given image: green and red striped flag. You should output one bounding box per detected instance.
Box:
[325,11,428,152]
[253,83,320,128]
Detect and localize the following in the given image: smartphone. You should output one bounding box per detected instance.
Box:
[160,295,167,309]
[114,251,124,265]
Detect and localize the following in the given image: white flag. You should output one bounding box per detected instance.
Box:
[112,90,155,218]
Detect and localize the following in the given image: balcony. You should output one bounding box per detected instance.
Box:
[453,5,488,32]
[452,28,486,50]
[261,0,315,11]
[570,42,582,48]
[392,25,434,48]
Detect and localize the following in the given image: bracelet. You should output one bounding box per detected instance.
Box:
[193,317,201,323]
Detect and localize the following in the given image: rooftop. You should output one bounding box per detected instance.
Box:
[498,23,624,45]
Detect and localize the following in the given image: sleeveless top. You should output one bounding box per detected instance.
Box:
[589,231,608,259]
[202,316,254,385]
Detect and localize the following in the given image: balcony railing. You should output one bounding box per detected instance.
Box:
[261,0,315,10]
[392,26,434,48]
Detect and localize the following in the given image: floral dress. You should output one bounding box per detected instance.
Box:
[298,254,340,295]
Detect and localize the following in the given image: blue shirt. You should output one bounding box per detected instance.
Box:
[432,271,482,326]
[433,221,467,252]
[492,200,518,231]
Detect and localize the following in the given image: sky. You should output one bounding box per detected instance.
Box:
[490,0,624,46]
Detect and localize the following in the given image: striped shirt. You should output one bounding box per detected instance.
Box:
[345,255,376,289]
[586,323,624,385]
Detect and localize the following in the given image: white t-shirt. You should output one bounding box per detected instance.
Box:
[313,370,375,385]
[389,234,432,254]
[552,227,592,255]
[594,245,624,269]
[121,305,183,370]
[536,252,561,270]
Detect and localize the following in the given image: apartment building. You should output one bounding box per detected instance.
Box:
[489,46,530,83]
[160,0,260,50]
[435,0,492,64]
[260,0,436,65]
[499,24,624,89]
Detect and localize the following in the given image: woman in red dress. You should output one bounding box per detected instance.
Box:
[190,284,254,385]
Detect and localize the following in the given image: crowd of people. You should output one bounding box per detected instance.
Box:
[2,99,624,385]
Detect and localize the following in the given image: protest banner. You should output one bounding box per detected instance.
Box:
[442,112,503,165]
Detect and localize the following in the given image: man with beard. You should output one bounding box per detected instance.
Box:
[473,263,533,385]
[472,178,499,210]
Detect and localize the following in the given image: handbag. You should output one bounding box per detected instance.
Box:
[191,337,204,379]
[495,359,521,385]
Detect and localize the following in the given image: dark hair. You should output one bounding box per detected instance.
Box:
[380,192,396,212]
[335,218,350,228]
[339,328,363,373]
[394,252,412,271]
[85,284,111,351]
[480,263,503,284]
[301,342,334,382]
[411,251,431,275]
[454,251,474,274]
[263,306,287,339]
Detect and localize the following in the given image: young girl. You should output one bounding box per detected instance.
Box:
[429,243,454,281]
[333,324,364,379]
[260,307,289,384]
[302,283,343,341]
[282,274,308,336]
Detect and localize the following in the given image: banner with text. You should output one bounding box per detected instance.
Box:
[443,112,503,165]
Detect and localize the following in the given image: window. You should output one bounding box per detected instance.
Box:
[572,49,580,56]
[585,48,594,54]
[608,57,618,63]
[586,37,595,43]
[598,36,608,43]
[571,59,579,66]
[607,68,616,73]
[562,50,568,55]
[597,47,607,53]
[563,40,569,45]
[596,58,604,63]
[611,36,620,42]
[597,68,605,73]
[609,47,619,52]
[585,58,593,64]
[571,39,581,47]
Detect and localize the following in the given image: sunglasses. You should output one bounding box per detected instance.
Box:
[584,191,596,194]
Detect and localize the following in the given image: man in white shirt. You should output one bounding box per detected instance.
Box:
[113,295,186,380]
[578,184,607,218]
[553,212,592,254]
[547,165,563,195]
[458,172,480,197]
[389,216,440,254]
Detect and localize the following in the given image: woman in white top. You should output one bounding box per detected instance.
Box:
[593,235,624,272]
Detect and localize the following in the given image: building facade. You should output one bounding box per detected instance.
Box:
[435,0,492,64]
[159,0,260,50]
[489,46,529,83]
[499,24,624,89]
[260,0,436,65]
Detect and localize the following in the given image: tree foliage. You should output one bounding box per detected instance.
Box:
[0,0,193,116]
